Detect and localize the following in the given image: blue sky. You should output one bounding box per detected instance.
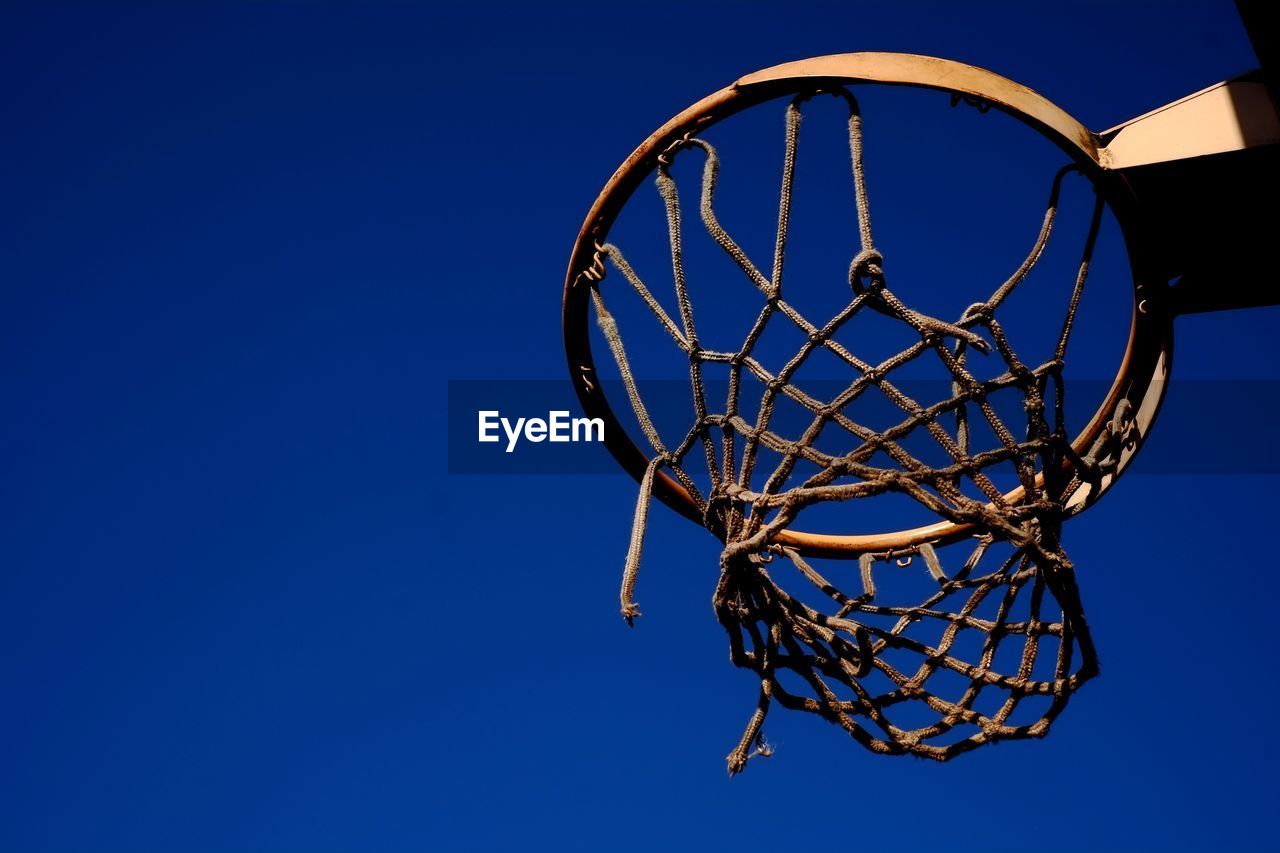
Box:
[2,2,1278,851]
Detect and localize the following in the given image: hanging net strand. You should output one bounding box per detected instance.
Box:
[581,87,1108,770]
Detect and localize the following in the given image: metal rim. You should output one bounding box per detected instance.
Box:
[563,52,1172,558]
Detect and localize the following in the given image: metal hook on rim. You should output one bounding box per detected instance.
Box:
[573,240,609,288]
[949,92,991,113]
[656,132,694,167]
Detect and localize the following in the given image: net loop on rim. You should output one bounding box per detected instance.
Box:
[584,87,1113,769]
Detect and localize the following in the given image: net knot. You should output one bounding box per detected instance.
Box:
[848,249,885,292]
[1029,498,1066,517]
[851,247,883,272]
[704,483,741,530]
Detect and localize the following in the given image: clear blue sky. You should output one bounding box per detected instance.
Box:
[3,2,1277,851]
